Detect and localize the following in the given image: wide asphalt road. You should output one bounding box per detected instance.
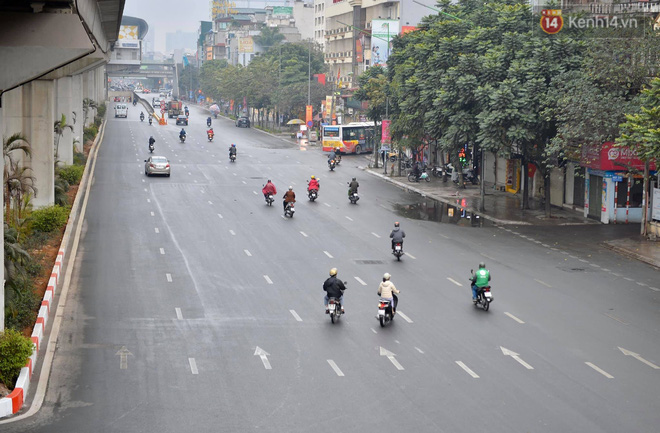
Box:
[3,103,659,433]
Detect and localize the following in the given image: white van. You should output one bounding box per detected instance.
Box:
[114,103,128,118]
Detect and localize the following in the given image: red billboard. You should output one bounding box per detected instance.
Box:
[581,142,656,171]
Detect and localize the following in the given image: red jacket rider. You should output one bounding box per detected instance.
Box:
[262,180,277,197]
[308,176,320,192]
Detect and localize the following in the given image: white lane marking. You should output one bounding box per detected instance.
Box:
[561,251,569,255]
[144,188,148,192]
[254,347,272,370]
[189,358,199,375]
[602,268,610,272]
[535,279,552,288]
[253,191,258,195]
[345,216,353,221]
[324,203,331,207]
[585,362,614,379]
[147,199,151,203]
[154,228,160,233]
[447,277,463,287]
[175,308,183,320]
[244,249,252,257]
[300,231,308,237]
[327,360,345,377]
[504,312,525,324]
[160,248,165,255]
[142,179,145,183]
[289,310,302,322]
[636,282,648,287]
[501,346,534,370]
[194,180,198,183]
[242,180,247,184]
[354,276,367,286]
[208,201,213,205]
[218,213,223,219]
[232,173,237,176]
[166,273,172,282]
[380,347,404,370]
[456,361,480,378]
[439,233,450,239]
[404,252,416,259]
[590,263,601,268]
[650,287,660,292]
[264,275,273,284]
[395,340,400,344]
[150,211,155,216]
[229,230,236,236]
[569,255,578,259]
[188,172,192,176]
[612,272,621,277]
[371,328,378,334]
[397,311,413,323]
[579,259,588,263]
[619,347,660,369]
[541,243,550,247]
[323,251,334,258]
[623,277,634,282]
[415,347,425,354]
[371,232,381,238]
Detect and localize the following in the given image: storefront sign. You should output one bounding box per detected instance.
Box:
[581,142,656,171]
[381,120,391,145]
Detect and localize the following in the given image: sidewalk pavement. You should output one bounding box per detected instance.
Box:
[602,237,660,269]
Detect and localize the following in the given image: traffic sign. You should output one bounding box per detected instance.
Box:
[307,120,313,128]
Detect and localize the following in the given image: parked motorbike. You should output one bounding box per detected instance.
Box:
[230,153,236,163]
[328,159,336,171]
[470,270,493,311]
[377,295,397,327]
[463,168,479,185]
[284,202,295,218]
[265,194,274,206]
[392,242,404,261]
[148,144,154,153]
[308,189,318,202]
[408,168,430,183]
[327,297,343,323]
[431,166,443,177]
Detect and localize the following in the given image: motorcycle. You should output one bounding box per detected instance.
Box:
[392,242,404,261]
[327,297,343,323]
[308,189,318,202]
[148,144,154,153]
[408,168,430,183]
[265,194,274,206]
[230,153,236,163]
[377,295,397,327]
[463,167,479,185]
[180,135,186,143]
[470,270,493,311]
[335,154,342,165]
[140,114,145,122]
[347,184,359,204]
[431,166,443,177]
[148,117,153,126]
[207,120,212,127]
[207,134,214,142]
[328,159,336,171]
[284,202,295,218]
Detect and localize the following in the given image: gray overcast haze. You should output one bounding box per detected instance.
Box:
[123,0,282,53]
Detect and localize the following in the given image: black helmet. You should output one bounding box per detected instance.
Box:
[479,262,486,269]
[352,177,356,181]
[267,179,271,183]
[394,222,400,227]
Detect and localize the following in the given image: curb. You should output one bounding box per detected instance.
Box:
[601,241,660,269]
[363,168,530,226]
[0,118,106,419]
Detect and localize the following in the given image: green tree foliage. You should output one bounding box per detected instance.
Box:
[29,205,69,233]
[179,65,200,99]
[354,65,388,125]
[0,328,34,387]
[199,59,229,101]
[617,78,660,162]
[252,27,285,48]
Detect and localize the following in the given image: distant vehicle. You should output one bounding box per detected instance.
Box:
[152,98,160,107]
[143,88,150,94]
[144,156,171,177]
[114,103,128,118]
[235,116,250,128]
[175,115,188,126]
[167,100,183,118]
[321,122,376,154]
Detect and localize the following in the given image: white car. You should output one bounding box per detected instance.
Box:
[114,104,128,118]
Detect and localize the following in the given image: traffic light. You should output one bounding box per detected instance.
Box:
[458,147,467,165]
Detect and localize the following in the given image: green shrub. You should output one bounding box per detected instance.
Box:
[97,103,106,118]
[73,151,86,166]
[4,275,39,332]
[58,165,84,185]
[0,329,34,388]
[29,205,69,233]
[83,125,98,143]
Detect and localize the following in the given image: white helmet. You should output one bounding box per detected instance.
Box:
[383,273,391,280]
[289,186,293,190]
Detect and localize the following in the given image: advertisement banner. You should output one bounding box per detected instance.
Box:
[653,188,660,221]
[356,34,364,63]
[118,25,138,40]
[325,96,333,119]
[370,19,400,67]
[306,105,313,128]
[381,120,391,145]
[239,37,254,53]
[273,6,293,15]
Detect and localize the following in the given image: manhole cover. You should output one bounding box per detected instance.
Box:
[354,260,385,265]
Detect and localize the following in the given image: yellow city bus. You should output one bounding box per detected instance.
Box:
[322,122,376,154]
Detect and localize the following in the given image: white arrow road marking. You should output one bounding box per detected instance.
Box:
[244,250,252,257]
[500,346,534,369]
[535,279,552,288]
[504,312,525,324]
[264,275,273,284]
[371,232,381,238]
[397,311,413,323]
[255,346,272,369]
[188,357,199,375]
[585,362,613,378]
[115,346,132,370]
[323,251,334,258]
[175,308,183,320]
[619,347,660,369]
[300,231,308,237]
[345,216,353,221]
[289,310,302,321]
[404,252,416,259]
[447,277,463,287]
[380,347,404,370]
[229,230,235,236]
[327,360,345,376]
[166,273,172,282]
[456,361,479,378]
[154,228,159,233]
[354,276,367,286]
[415,347,425,354]
[160,248,165,255]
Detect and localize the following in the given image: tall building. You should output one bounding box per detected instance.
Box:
[166,30,197,53]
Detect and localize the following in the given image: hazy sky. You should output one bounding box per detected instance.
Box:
[123,0,279,52]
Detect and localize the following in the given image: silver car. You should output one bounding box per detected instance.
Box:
[144,156,171,177]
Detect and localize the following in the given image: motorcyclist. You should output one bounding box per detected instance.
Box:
[390,221,405,250]
[148,136,155,149]
[348,177,359,197]
[378,273,399,316]
[179,128,187,141]
[328,149,337,164]
[148,116,153,125]
[412,161,422,181]
[262,179,277,200]
[140,111,145,121]
[207,127,214,140]
[283,186,295,213]
[229,143,237,159]
[307,175,320,193]
[324,268,347,314]
[207,116,212,127]
[184,106,189,116]
[470,262,491,304]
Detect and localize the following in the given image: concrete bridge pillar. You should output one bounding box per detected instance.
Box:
[82,71,96,126]
[71,74,83,152]
[2,86,24,140]
[23,80,55,208]
[55,76,74,165]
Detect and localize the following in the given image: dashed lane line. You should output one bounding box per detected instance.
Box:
[323,251,334,258]
[229,230,235,236]
[371,232,381,238]
[345,216,353,221]
[175,308,183,320]
[404,252,416,259]
[504,312,525,324]
[188,358,199,375]
[264,275,273,284]
[535,279,552,288]
[447,277,463,287]
[160,248,165,255]
[166,273,172,282]
[244,249,252,257]
[154,228,160,233]
[585,362,614,379]
[327,360,345,377]
[397,311,413,323]
[289,310,303,322]
[415,347,425,354]
[354,276,367,286]
[456,361,479,378]
[300,231,308,237]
